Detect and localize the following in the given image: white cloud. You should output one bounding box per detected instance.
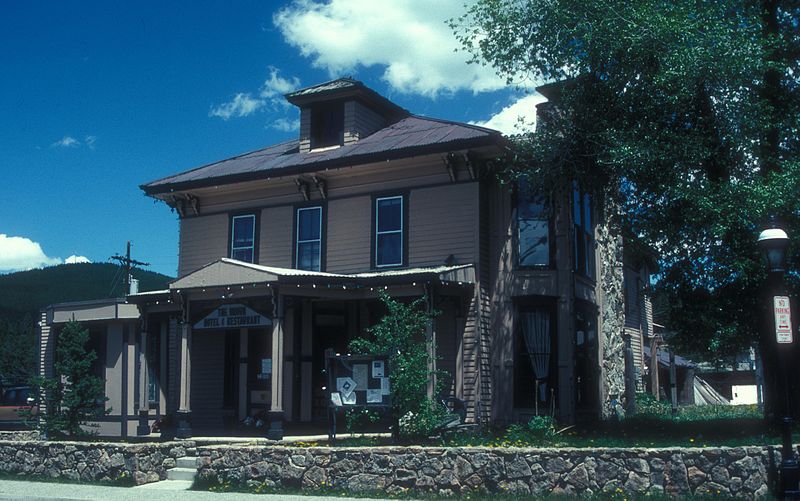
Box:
[52,136,80,148]
[209,92,266,120]
[273,0,505,96]
[0,234,61,271]
[210,67,301,120]
[50,135,98,149]
[470,94,546,135]
[260,66,301,99]
[271,117,301,132]
[64,255,90,264]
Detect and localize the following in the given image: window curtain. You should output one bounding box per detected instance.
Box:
[522,310,551,381]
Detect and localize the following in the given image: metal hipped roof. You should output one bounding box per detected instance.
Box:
[141,115,503,195]
[169,258,475,291]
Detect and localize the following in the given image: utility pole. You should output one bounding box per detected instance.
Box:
[110,241,150,295]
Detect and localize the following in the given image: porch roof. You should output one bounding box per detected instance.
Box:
[168,258,475,291]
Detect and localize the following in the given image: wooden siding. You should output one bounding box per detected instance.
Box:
[175,156,477,278]
[190,330,225,431]
[408,183,478,268]
[178,213,229,277]
[477,183,493,424]
[260,205,293,268]
[461,293,480,423]
[38,311,51,378]
[299,107,311,153]
[325,196,371,273]
[344,100,386,144]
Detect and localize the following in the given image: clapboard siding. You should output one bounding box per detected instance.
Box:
[38,311,51,378]
[408,183,478,268]
[190,331,226,431]
[178,213,229,277]
[326,196,372,273]
[462,294,480,423]
[437,300,458,398]
[260,205,293,268]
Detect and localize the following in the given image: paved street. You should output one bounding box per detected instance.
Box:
[0,479,385,501]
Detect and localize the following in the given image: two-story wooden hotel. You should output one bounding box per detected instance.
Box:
[38,79,654,438]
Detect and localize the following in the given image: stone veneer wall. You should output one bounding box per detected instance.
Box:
[196,445,775,498]
[0,440,195,485]
[597,197,626,418]
[0,439,782,497]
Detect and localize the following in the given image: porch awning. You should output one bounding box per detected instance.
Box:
[168,258,475,291]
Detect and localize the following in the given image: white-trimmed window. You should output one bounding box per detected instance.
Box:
[296,206,322,271]
[375,196,403,267]
[231,214,256,263]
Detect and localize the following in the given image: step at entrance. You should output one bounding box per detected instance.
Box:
[134,455,198,490]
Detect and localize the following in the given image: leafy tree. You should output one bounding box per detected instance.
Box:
[29,320,108,438]
[349,292,447,438]
[453,0,800,416]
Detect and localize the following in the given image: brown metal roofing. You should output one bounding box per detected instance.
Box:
[285,77,359,98]
[141,115,504,195]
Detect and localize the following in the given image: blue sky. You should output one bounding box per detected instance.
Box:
[0,0,541,277]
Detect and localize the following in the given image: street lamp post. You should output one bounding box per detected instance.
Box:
[758,224,799,498]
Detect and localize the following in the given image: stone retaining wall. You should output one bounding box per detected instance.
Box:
[0,440,195,485]
[0,430,41,441]
[196,445,776,498]
[0,439,783,496]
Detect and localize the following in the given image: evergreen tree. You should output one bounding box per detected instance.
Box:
[30,320,108,438]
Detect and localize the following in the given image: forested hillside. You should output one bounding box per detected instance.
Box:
[0,263,172,382]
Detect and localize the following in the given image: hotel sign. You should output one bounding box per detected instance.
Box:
[773,296,793,344]
[194,304,271,330]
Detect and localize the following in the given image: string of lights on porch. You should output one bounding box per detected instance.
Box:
[146,279,466,306]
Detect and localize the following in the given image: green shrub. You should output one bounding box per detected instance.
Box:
[349,291,444,439]
[634,392,671,417]
[527,415,556,437]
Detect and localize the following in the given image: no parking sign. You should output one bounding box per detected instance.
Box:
[774,296,793,344]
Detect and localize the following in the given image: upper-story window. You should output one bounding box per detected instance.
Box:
[375,195,404,267]
[311,102,344,149]
[296,206,323,271]
[517,180,550,267]
[573,184,595,278]
[230,214,256,263]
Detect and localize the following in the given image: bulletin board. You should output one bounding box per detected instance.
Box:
[324,351,391,442]
[325,353,391,408]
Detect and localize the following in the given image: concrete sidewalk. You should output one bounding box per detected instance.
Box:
[0,479,386,500]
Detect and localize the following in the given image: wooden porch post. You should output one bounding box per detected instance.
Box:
[176,316,192,438]
[426,283,437,399]
[268,290,285,440]
[136,316,150,436]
